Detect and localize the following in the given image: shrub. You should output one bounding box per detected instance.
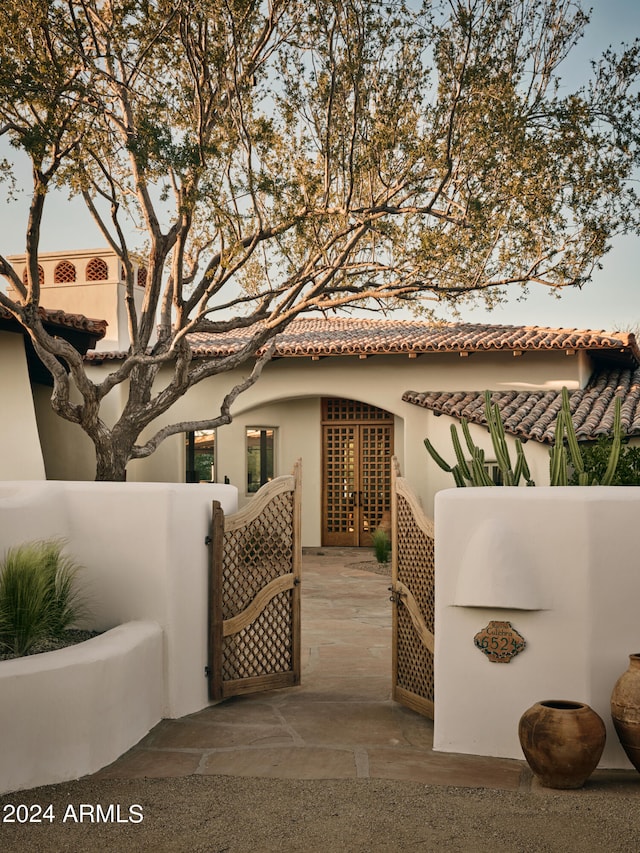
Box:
[372,528,391,564]
[0,540,86,657]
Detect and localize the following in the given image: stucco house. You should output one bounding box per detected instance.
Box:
[4,249,640,548]
[0,304,105,480]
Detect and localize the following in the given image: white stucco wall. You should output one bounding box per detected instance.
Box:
[0,621,163,796]
[0,480,238,720]
[0,333,46,480]
[0,332,45,480]
[434,487,640,769]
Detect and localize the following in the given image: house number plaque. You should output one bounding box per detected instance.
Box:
[474,621,525,663]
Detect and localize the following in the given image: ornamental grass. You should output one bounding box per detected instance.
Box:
[372,527,391,564]
[0,539,86,657]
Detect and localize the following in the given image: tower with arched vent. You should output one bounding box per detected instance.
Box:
[4,249,149,351]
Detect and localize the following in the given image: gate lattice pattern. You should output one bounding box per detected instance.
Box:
[392,461,435,718]
[209,462,301,700]
[395,494,435,701]
[221,492,294,680]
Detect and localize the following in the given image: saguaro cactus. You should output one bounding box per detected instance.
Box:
[549,387,623,486]
[424,391,534,487]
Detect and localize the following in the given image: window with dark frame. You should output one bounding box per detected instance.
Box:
[246,427,275,493]
[185,429,216,482]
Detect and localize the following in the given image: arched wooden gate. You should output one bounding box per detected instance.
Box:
[208,461,302,700]
[207,456,435,720]
[390,458,435,718]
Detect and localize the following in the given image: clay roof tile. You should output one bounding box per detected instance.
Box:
[403,366,640,444]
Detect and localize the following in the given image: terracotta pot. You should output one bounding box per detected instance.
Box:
[610,653,640,773]
[518,700,606,789]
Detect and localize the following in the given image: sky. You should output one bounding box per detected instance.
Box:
[1,1,639,333]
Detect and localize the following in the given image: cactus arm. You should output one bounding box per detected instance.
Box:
[461,417,477,456]
[502,468,515,486]
[451,465,467,487]
[424,437,454,473]
[550,441,568,486]
[561,387,584,476]
[485,392,514,477]
[601,398,622,485]
[557,447,569,486]
[451,424,472,481]
[549,408,567,486]
[514,440,533,485]
[471,447,494,486]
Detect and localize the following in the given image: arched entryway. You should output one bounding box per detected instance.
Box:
[321,397,394,547]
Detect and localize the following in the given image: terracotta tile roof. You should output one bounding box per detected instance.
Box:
[187,318,639,360]
[403,366,640,443]
[0,305,107,341]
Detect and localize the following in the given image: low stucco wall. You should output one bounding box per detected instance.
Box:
[0,621,162,796]
[0,480,238,720]
[434,487,640,769]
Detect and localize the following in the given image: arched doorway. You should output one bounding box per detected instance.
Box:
[321,397,394,546]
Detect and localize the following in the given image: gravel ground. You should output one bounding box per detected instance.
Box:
[0,630,101,661]
[1,775,639,852]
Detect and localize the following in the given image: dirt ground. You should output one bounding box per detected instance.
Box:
[1,774,639,853]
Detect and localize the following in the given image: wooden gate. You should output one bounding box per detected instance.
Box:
[322,398,393,546]
[390,458,435,718]
[208,460,302,701]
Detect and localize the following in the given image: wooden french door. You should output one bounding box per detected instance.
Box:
[321,398,394,547]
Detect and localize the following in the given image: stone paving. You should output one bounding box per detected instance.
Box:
[92,549,639,794]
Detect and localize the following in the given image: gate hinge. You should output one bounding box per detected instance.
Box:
[204,535,212,546]
[204,665,211,678]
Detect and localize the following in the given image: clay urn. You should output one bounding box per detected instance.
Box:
[611,653,640,773]
[518,700,606,789]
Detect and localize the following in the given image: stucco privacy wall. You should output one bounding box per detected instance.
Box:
[35,349,584,543]
[0,333,46,479]
[434,487,640,769]
[0,621,163,796]
[0,480,238,719]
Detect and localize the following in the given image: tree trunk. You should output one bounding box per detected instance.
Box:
[94,439,131,482]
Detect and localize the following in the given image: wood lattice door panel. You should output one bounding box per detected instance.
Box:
[360,424,393,544]
[391,459,435,719]
[323,424,357,546]
[321,399,393,547]
[208,461,302,701]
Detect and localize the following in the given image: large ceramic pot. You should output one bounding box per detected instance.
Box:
[518,700,606,789]
[610,653,640,773]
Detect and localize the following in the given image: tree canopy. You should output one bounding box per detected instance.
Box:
[1,0,639,479]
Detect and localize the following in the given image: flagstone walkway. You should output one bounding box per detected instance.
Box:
[92,549,638,794]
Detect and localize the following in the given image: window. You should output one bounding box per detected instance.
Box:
[185,430,216,482]
[22,265,45,286]
[54,260,76,283]
[246,427,275,493]
[486,461,503,485]
[464,459,503,485]
[86,257,109,281]
[137,265,147,288]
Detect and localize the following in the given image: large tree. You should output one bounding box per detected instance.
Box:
[1,0,639,480]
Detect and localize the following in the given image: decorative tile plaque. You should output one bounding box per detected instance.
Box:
[474,621,526,663]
